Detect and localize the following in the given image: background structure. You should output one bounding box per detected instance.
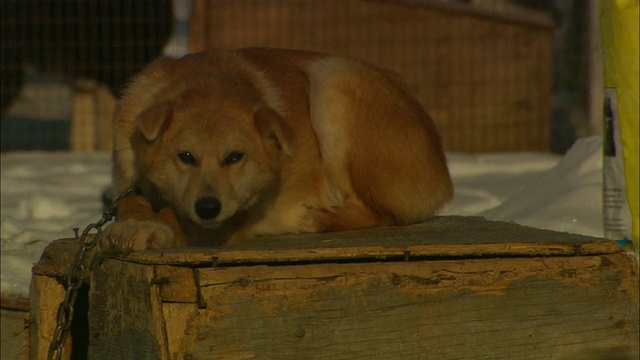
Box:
[1,0,602,154]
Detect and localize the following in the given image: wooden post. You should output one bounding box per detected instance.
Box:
[28,275,69,360]
[71,81,115,152]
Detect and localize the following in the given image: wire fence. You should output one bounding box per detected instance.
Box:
[0,0,597,153]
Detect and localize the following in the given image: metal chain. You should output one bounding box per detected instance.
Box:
[47,187,136,360]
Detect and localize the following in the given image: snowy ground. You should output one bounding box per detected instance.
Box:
[1,136,606,300]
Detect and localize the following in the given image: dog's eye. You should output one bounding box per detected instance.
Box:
[177,151,197,165]
[223,151,244,166]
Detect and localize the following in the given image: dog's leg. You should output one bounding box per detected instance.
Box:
[100,194,186,253]
[313,201,395,232]
[306,58,453,226]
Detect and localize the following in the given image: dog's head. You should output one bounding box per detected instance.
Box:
[131,84,294,228]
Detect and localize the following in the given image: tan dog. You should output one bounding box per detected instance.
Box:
[101,48,453,253]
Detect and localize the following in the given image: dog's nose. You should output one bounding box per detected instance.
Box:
[195,196,221,220]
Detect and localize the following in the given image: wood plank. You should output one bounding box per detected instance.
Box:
[412,0,555,29]
[88,260,169,360]
[34,217,624,269]
[183,252,638,359]
[155,265,198,303]
[188,0,207,53]
[94,84,115,152]
[31,237,101,289]
[161,303,199,359]
[71,87,96,152]
[123,217,622,266]
[29,275,70,360]
[1,294,29,311]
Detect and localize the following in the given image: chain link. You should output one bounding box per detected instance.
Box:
[47,187,136,360]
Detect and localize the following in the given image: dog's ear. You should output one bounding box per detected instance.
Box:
[254,107,294,156]
[136,101,173,142]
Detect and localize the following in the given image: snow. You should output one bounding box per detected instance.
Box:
[1,152,111,296]
[0,137,606,299]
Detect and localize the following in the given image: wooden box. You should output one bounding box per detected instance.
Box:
[30,217,638,359]
[189,0,554,153]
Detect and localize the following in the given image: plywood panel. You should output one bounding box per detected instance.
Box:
[188,0,553,152]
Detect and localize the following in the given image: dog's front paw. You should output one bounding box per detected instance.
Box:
[100,219,176,254]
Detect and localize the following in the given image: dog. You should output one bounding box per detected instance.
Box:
[100,47,453,253]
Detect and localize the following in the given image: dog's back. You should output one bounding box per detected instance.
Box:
[237,48,453,225]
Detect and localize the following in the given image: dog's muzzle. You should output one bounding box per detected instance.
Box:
[195,196,222,220]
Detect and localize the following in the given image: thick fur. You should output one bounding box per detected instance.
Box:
[101,48,453,253]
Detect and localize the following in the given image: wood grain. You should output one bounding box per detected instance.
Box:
[88,260,168,359]
[183,253,638,359]
[35,218,622,270]
[29,275,69,360]
[121,217,622,266]
[29,216,638,359]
